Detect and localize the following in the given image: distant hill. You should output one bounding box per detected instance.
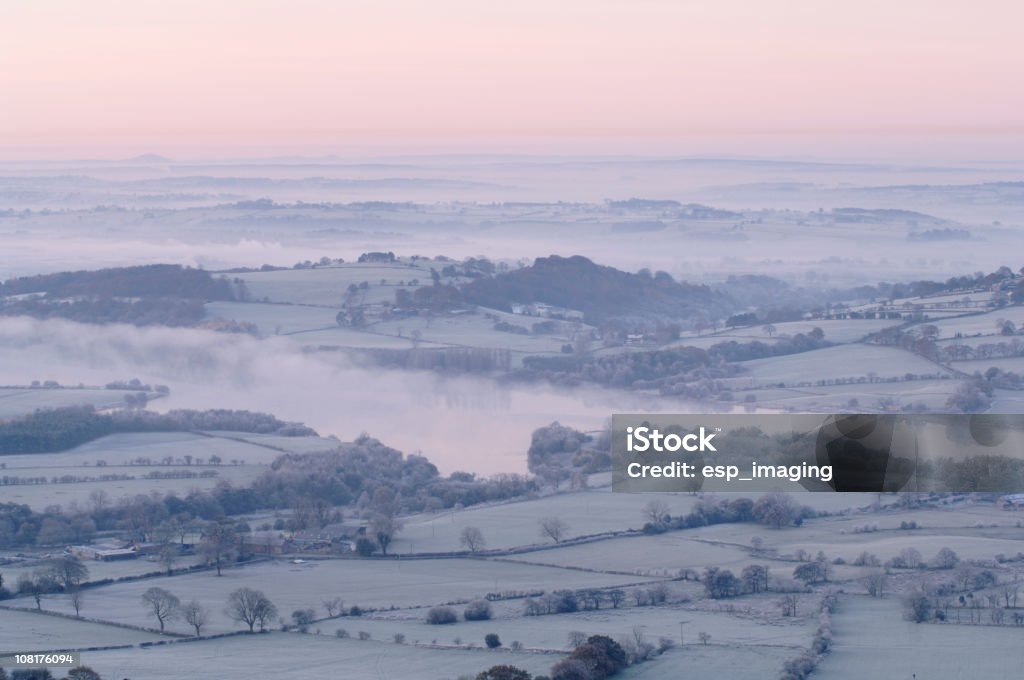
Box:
[460,255,729,326]
[0,264,235,300]
[124,153,172,163]
[0,264,238,327]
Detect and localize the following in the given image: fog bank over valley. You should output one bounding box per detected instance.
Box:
[0,316,684,475]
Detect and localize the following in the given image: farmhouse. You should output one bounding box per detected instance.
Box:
[241,532,293,556]
[292,522,363,552]
[68,542,139,561]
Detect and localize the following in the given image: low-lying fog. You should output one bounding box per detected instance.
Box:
[0,316,694,475]
[3,154,1024,283]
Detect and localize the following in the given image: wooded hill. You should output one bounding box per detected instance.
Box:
[460,255,729,326]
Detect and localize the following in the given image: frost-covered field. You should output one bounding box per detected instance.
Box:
[0,431,324,509]
[744,377,963,411]
[371,314,575,354]
[736,344,952,387]
[26,432,302,466]
[507,534,756,575]
[815,597,1024,680]
[0,607,162,652]
[209,432,341,453]
[205,301,340,335]
[0,552,205,585]
[952,356,1024,373]
[926,308,1024,338]
[399,490,706,552]
[358,597,816,651]
[78,632,562,680]
[784,532,1024,564]
[620,644,795,679]
[13,558,660,635]
[0,387,148,419]
[1,467,261,511]
[235,263,433,307]
[674,319,899,347]
[401,487,884,554]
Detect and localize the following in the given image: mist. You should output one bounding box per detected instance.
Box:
[0,316,689,475]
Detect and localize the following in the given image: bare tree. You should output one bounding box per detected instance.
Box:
[226,587,277,632]
[762,324,777,338]
[48,556,89,592]
[779,594,799,617]
[293,496,333,530]
[158,544,179,576]
[141,587,180,632]
[698,632,711,645]
[199,520,237,576]
[539,517,569,543]
[322,596,344,618]
[932,547,959,570]
[459,526,486,553]
[1002,583,1019,609]
[864,571,888,598]
[897,547,924,569]
[741,564,770,594]
[88,489,111,515]
[369,513,403,556]
[182,600,209,636]
[643,499,671,525]
[292,608,316,632]
[753,492,799,529]
[69,586,85,617]
[17,570,56,610]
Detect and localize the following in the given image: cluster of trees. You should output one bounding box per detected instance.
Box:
[903,565,1021,625]
[519,333,828,395]
[9,556,90,616]
[521,345,735,393]
[523,585,663,616]
[704,563,785,599]
[526,422,609,483]
[139,585,275,634]
[393,283,467,313]
[1,435,537,551]
[0,406,315,454]
[778,591,837,680]
[928,454,1024,491]
[847,265,1021,305]
[0,297,211,327]
[0,501,97,548]
[943,340,1024,364]
[260,435,536,516]
[643,493,809,535]
[473,631,668,680]
[549,635,629,680]
[0,264,237,300]
[0,264,242,327]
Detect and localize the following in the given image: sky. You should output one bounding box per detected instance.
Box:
[1,0,1023,160]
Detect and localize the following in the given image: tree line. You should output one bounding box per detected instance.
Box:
[0,406,315,454]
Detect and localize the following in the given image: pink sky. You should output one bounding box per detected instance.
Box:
[2,0,1022,159]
